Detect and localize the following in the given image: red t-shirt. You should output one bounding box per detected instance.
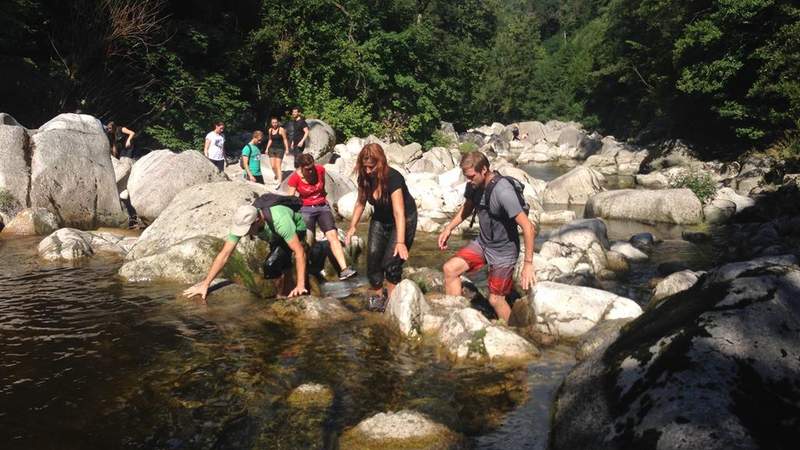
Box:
[288,165,327,206]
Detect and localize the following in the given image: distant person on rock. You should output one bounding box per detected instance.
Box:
[345,143,417,312]
[266,116,290,183]
[183,194,309,302]
[438,151,536,322]
[105,122,135,158]
[204,121,226,172]
[511,127,527,141]
[288,106,309,157]
[241,130,264,184]
[288,153,357,281]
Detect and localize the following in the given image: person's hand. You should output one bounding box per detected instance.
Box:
[288,284,308,298]
[394,243,408,260]
[125,140,132,148]
[183,281,209,301]
[344,227,356,246]
[248,174,256,182]
[437,226,452,250]
[520,261,536,290]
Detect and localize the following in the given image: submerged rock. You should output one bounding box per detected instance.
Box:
[287,383,334,409]
[339,410,463,450]
[38,228,134,260]
[550,256,800,450]
[269,295,354,325]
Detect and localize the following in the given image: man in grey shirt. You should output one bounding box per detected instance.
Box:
[438,151,536,321]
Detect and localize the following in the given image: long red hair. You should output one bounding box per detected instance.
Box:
[355,143,390,204]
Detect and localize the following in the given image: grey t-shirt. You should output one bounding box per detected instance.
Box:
[465,177,523,262]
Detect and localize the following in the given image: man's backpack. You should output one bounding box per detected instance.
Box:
[240,143,257,169]
[469,172,530,228]
[252,193,303,238]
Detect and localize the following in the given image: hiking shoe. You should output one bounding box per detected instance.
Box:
[366,293,388,313]
[338,267,357,281]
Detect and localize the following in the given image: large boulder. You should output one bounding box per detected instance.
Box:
[1,207,59,235]
[0,117,30,212]
[435,307,538,362]
[304,119,336,160]
[584,137,648,176]
[585,188,703,224]
[119,235,226,283]
[123,182,269,281]
[128,150,228,223]
[111,156,133,193]
[383,141,423,167]
[408,147,457,174]
[543,166,605,205]
[536,219,612,279]
[385,280,430,338]
[28,114,127,228]
[550,256,800,450]
[528,281,642,338]
[336,191,373,220]
[339,410,462,449]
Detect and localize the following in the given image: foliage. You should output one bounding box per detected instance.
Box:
[459,142,479,154]
[427,130,456,150]
[287,76,377,140]
[670,170,718,204]
[766,125,800,161]
[0,188,20,215]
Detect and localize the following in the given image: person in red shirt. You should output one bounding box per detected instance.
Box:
[287,153,357,280]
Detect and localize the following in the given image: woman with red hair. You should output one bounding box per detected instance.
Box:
[345,143,417,311]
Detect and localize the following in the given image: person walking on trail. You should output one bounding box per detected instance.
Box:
[266,117,290,183]
[183,195,309,302]
[287,153,358,281]
[288,106,309,156]
[344,143,417,312]
[204,121,226,172]
[438,151,536,322]
[241,130,265,184]
[105,122,135,158]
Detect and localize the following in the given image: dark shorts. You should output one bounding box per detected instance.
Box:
[455,240,516,296]
[267,147,285,158]
[243,173,264,184]
[263,231,307,279]
[210,159,225,172]
[301,204,336,233]
[366,212,417,288]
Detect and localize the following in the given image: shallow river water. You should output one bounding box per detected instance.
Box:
[0,165,718,449]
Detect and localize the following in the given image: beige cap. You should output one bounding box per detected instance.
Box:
[230,205,259,237]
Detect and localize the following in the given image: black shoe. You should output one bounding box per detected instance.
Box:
[366,289,388,312]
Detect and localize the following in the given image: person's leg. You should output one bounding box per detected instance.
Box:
[446,241,486,296]
[486,264,515,321]
[381,213,416,298]
[270,157,281,181]
[255,175,264,184]
[317,206,349,271]
[366,219,389,294]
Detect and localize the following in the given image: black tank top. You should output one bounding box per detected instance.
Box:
[269,127,284,150]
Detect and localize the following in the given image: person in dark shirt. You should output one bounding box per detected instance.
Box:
[289,106,309,157]
[105,121,135,158]
[345,143,417,311]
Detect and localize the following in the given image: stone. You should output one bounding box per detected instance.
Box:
[286,383,334,409]
[550,257,800,450]
[37,228,94,260]
[111,156,133,193]
[304,119,336,160]
[629,232,656,252]
[385,279,430,338]
[574,318,633,362]
[635,172,670,189]
[29,113,127,228]
[384,141,423,167]
[528,281,642,338]
[539,210,577,225]
[605,250,630,273]
[119,235,226,283]
[609,241,648,261]
[337,191,373,220]
[128,150,228,223]
[585,188,703,224]
[0,118,30,212]
[714,187,755,213]
[703,198,736,224]
[438,308,492,359]
[650,269,703,307]
[404,267,445,293]
[339,410,462,450]
[543,166,606,205]
[270,295,354,325]
[482,325,540,361]
[416,216,441,233]
[410,147,457,174]
[2,207,59,235]
[657,260,690,276]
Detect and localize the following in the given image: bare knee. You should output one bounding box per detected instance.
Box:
[443,258,466,278]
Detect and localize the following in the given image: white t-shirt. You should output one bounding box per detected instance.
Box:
[205,131,225,161]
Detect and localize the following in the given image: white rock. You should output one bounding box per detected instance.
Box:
[610,241,649,261]
[585,189,703,225]
[337,191,373,220]
[385,279,430,337]
[543,166,606,205]
[2,207,59,236]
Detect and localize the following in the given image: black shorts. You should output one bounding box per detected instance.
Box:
[242,173,265,184]
[210,159,225,172]
[301,204,336,234]
[267,147,285,158]
[263,231,307,279]
[366,212,417,288]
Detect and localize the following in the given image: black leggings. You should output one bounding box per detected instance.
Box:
[366,212,417,288]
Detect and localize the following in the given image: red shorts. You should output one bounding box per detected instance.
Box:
[455,241,515,296]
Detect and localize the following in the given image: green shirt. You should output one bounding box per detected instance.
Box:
[227,205,306,244]
[242,143,262,176]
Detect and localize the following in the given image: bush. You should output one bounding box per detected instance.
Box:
[426,130,455,150]
[670,170,717,204]
[0,188,21,216]
[766,127,800,161]
[459,142,479,154]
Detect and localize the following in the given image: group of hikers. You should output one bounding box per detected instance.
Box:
[183,141,537,320]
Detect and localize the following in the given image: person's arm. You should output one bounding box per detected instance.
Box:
[515,212,537,290]
[121,127,135,147]
[203,137,211,158]
[285,235,307,297]
[183,240,238,301]
[280,128,290,150]
[438,198,475,249]
[345,197,367,245]
[390,189,408,260]
[299,125,309,147]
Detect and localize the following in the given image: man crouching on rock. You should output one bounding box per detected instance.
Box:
[183,198,309,301]
[438,151,536,321]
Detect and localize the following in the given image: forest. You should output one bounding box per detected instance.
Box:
[1,0,798,158]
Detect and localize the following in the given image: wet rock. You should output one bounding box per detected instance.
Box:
[120,235,225,283]
[270,295,354,325]
[403,267,445,293]
[337,191,373,220]
[550,257,800,450]
[128,150,228,224]
[339,410,463,450]
[585,188,703,224]
[539,210,577,225]
[2,207,59,235]
[482,325,540,361]
[543,166,606,205]
[650,269,703,307]
[287,383,334,409]
[629,232,656,252]
[420,295,470,335]
[574,318,632,362]
[609,241,648,261]
[38,228,94,260]
[528,281,642,339]
[30,113,128,228]
[385,279,430,338]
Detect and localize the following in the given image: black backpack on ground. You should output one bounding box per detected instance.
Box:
[469,172,530,228]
